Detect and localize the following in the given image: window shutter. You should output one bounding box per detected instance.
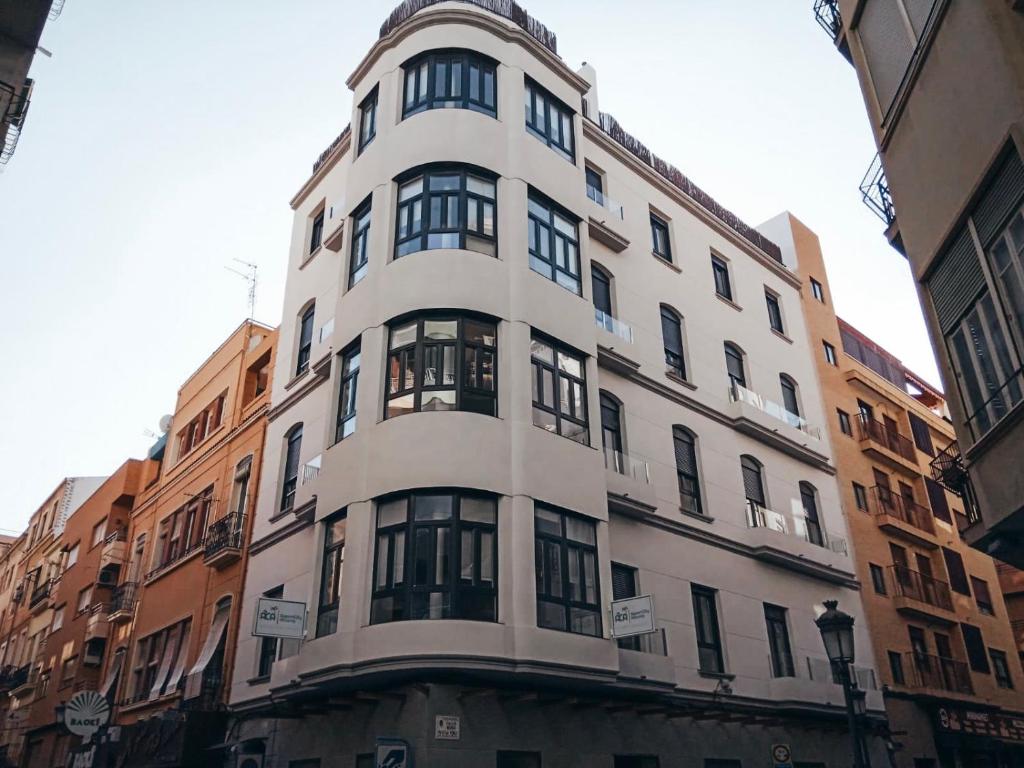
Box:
[611,564,637,601]
[973,148,1024,247]
[741,460,765,505]
[928,228,986,334]
[673,429,697,476]
[960,623,991,673]
[925,478,952,523]
[942,547,971,595]
[908,412,934,455]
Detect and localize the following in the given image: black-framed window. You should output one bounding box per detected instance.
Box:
[712,255,732,300]
[386,314,497,418]
[371,491,497,624]
[725,343,746,389]
[780,375,800,417]
[870,563,887,595]
[358,86,378,152]
[990,648,1013,688]
[823,340,838,366]
[528,193,580,294]
[585,166,603,202]
[600,393,623,456]
[611,562,639,651]
[766,292,784,333]
[764,604,794,678]
[395,166,497,258]
[853,482,869,511]
[592,265,612,316]
[942,547,971,595]
[661,306,686,379]
[525,78,574,161]
[971,576,994,615]
[349,200,371,288]
[335,342,360,442]
[961,623,990,673]
[296,304,315,376]
[741,455,766,508]
[535,505,600,636]
[280,424,302,512]
[257,586,282,678]
[403,49,497,118]
[810,278,825,302]
[838,409,853,436]
[691,584,724,674]
[531,335,588,444]
[316,513,346,637]
[799,481,823,546]
[310,211,324,254]
[925,477,951,523]
[650,214,671,262]
[888,650,905,684]
[908,412,934,455]
[673,426,702,516]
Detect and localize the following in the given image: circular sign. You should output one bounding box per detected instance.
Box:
[772,744,792,764]
[64,690,110,739]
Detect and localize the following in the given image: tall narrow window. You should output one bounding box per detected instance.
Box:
[823,340,838,366]
[611,563,639,651]
[531,335,588,444]
[691,585,724,674]
[402,50,497,118]
[712,256,732,300]
[296,304,315,376]
[371,492,497,623]
[349,200,371,287]
[988,203,1024,353]
[316,513,346,637]
[925,477,952,523]
[673,427,702,516]
[908,412,934,455]
[650,214,671,262]
[961,624,990,673]
[524,78,574,161]
[888,650,905,685]
[766,291,784,334]
[990,648,1013,689]
[528,193,580,294]
[971,576,994,615]
[725,343,746,390]
[585,166,603,203]
[600,393,623,459]
[535,505,600,636]
[780,375,800,418]
[838,409,853,436]
[335,342,360,441]
[592,265,612,317]
[280,424,303,512]
[395,166,497,258]
[310,211,324,254]
[799,482,823,546]
[386,314,497,418]
[257,586,282,678]
[810,277,825,303]
[741,455,766,514]
[942,547,970,595]
[764,604,795,678]
[358,86,378,152]
[661,306,686,379]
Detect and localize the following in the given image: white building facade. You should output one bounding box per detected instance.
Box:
[229,3,888,766]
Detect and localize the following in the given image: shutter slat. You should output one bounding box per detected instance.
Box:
[974,149,1024,247]
[928,227,986,334]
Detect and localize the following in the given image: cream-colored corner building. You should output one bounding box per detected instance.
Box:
[229,2,886,765]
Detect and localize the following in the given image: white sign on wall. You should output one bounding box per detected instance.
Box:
[375,738,413,768]
[434,715,460,740]
[63,690,110,740]
[252,597,307,639]
[610,595,656,638]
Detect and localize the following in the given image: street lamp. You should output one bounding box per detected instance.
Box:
[816,600,870,768]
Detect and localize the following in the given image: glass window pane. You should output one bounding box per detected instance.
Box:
[423,320,457,341]
[429,174,460,191]
[467,176,495,198]
[413,527,431,584]
[559,377,571,416]
[390,322,417,349]
[393,531,405,584]
[546,541,563,597]
[479,531,493,583]
[553,213,575,238]
[387,393,415,418]
[533,407,557,432]
[450,61,461,97]
[378,498,407,528]
[535,507,561,535]
[399,178,423,202]
[461,530,474,581]
[415,494,453,521]
[530,339,553,363]
[566,516,596,545]
[421,389,456,411]
[375,535,389,588]
[464,320,496,346]
[435,527,450,584]
[461,497,497,524]
[557,352,582,378]
[537,601,565,630]
[483,70,494,106]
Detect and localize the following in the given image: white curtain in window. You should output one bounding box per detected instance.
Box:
[163,623,192,694]
[100,649,125,699]
[148,624,182,700]
[183,602,230,700]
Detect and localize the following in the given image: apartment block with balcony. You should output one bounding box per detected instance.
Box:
[227,3,887,766]
[773,210,1024,767]
[74,320,277,768]
[813,1,1024,569]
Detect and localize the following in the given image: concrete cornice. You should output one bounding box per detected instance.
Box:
[248,512,314,557]
[267,371,329,424]
[346,7,590,94]
[291,129,352,211]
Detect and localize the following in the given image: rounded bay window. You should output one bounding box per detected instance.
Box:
[401,49,498,119]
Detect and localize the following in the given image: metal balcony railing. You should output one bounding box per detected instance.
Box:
[204,513,245,560]
[104,529,128,546]
[110,582,139,615]
[594,308,634,343]
[731,381,822,439]
[586,184,625,220]
[812,0,843,40]
[905,652,974,695]
[889,565,953,611]
[29,578,51,608]
[617,626,668,655]
[930,440,969,494]
[745,501,848,554]
[146,539,203,579]
[965,367,1024,440]
[603,447,651,484]
[859,154,896,227]
[0,78,32,167]
[870,486,936,536]
[856,413,916,462]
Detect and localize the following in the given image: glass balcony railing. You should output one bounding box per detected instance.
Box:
[617,626,667,655]
[729,382,821,440]
[745,501,847,555]
[586,185,624,219]
[603,446,651,484]
[594,308,634,343]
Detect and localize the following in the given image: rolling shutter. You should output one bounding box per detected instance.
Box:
[973,148,1024,247]
[928,227,986,334]
[611,564,637,601]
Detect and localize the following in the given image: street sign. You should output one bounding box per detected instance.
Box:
[63,690,110,740]
[375,738,413,768]
[252,597,307,639]
[610,595,656,638]
[771,743,793,768]
[435,715,460,740]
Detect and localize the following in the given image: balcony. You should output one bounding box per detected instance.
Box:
[889,565,956,624]
[730,381,822,440]
[746,501,848,554]
[812,0,842,40]
[930,440,969,493]
[85,604,111,642]
[870,486,937,548]
[855,413,917,470]
[290,455,322,518]
[108,582,138,624]
[99,530,128,570]
[604,447,650,484]
[743,502,851,582]
[0,78,32,167]
[859,153,896,227]
[28,578,52,612]
[594,308,634,344]
[9,665,37,699]
[0,664,29,693]
[585,186,629,252]
[902,652,974,696]
[586,185,624,220]
[617,627,674,685]
[203,512,245,570]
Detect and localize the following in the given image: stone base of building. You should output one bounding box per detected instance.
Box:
[230,683,891,768]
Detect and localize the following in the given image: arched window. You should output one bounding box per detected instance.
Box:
[296,303,315,376]
[661,306,686,379]
[741,455,766,516]
[780,374,800,418]
[725,343,746,390]
[592,264,613,316]
[280,424,303,512]
[599,392,622,457]
[673,427,702,516]
[799,482,823,546]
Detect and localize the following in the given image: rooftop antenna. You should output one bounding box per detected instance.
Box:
[225,259,258,319]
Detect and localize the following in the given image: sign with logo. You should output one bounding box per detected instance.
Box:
[63,690,110,739]
[771,743,793,768]
[610,595,656,638]
[375,738,413,768]
[434,715,460,740]
[252,597,307,639]
[936,706,1024,744]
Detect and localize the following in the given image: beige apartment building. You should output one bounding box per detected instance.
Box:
[813,1,1024,567]
[229,2,889,766]
[766,212,1024,766]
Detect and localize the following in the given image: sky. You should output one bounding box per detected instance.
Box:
[0,0,939,533]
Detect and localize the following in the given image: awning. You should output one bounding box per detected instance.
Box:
[163,623,191,694]
[149,624,182,700]
[100,648,125,700]
[183,602,230,700]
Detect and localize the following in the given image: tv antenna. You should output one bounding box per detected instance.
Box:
[225,259,258,319]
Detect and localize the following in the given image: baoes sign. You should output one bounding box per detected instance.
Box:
[62,690,110,740]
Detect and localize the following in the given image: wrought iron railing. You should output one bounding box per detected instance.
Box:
[930,440,968,493]
[110,582,139,614]
[204,513,245,560]
[29,578,51,608]
[0,78,32,166]
[905,652,973,694]
[859,153,896,226]
[965,367,1024,440]
[104,529,128,546]
[731,381,821,439]
[146,539,203,579]
[856,413,916,461]
[870,486,936,536]
[813,0,843,40]
[889,565,953,611]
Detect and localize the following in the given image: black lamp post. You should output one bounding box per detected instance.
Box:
[815,600,870,768]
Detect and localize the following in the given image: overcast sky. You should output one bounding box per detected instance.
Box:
[0,0,938,533]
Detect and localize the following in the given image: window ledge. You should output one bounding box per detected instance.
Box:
[284,368,310,392]
[715,294,742,312]
[665,371,697,391]
[771,329,793,345]
[652,253,681,273]
[268,506,294,525]
[698,670,735,681]
[144,548,205,586]
[299,245,322,270]
[679,509,714,524]
[247,674,271,686]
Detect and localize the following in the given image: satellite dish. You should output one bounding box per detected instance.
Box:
[158,415,173,434]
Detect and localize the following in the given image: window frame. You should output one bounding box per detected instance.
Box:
[348,198,371,288]
[316,513,346,638]
[763,603,795,678]
[357,86,378,153]
[309,209,324,255]
[530,333,589,444]
[970,576,994,616]
[823,340,838,366]
[810,278,825,303]
[650,213,672,262]
[990,648,1013,689]
[334,341,361,443]
[661,305,686,380]
[402,49,498,119]
[296,303,315,377]
[838,409,853,436]
[712,255,732,301]
[691,584,725,674]
[524,77,575,161]
[765,290,785,334]
[528,191,581,295]
[673,426,703,516]
[869,563,888,595]
[591,263,613,317]
[280,424,303,512]
[780,375,800,418]
[534,504,601,637]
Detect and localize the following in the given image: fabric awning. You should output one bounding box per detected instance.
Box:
[163,623,191,695]
[100,648,125,700]
[183,602,230,700]
[149,624,182,700]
